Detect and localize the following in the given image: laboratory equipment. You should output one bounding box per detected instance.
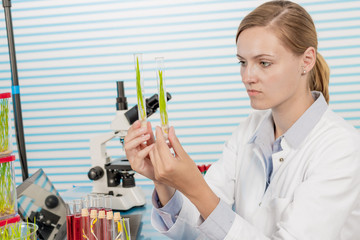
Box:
[88,81,171,210]
[16,168,67,240]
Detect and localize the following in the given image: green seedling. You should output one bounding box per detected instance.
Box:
[136,56,146,124]
[158,69,169,137]
[0,220,37,240]
[0,98,9,153]
[0,161,15,219]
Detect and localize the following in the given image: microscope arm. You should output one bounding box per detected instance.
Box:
[89,131,124,166]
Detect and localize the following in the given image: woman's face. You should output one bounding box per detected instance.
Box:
[236,27,305,110]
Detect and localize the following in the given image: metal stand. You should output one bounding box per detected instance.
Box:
[2,0,29,180]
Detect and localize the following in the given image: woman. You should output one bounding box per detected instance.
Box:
[124,1,360,239]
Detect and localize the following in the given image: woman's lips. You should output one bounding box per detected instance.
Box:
[247,89,261,96]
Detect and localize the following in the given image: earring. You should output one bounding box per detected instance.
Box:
[303,69,306,74]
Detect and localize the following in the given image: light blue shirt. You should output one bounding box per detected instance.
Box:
[152,91,328,238]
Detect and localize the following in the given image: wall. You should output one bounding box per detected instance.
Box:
[0,0,359,192]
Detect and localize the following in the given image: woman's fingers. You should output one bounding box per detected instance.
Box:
[124,133,150,152]
[155,127,172,156]
[168,126,187,158]
[137,143,155,160]
[124,120,148,144]
[147,121,156,145]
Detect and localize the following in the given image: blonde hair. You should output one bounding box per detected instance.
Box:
[236,0,330,103]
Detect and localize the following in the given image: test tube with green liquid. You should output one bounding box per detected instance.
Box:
[134,53,147,128]
[155,57,169,139]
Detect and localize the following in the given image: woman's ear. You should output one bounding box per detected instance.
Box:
[302,46,316,74]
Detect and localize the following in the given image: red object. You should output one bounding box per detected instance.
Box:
[73,215,81,240]
[0,155,15,164]
[0,92,11,99]
[81,215,90,240]
[0,214,20,227]
[66,215,74,240]
[197,164,212,175]
[90,216,98,240]
[98,217,107,240]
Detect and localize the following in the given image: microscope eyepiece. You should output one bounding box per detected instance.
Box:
[116,81,128,110]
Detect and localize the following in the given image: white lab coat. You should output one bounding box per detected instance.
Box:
[154,109,360,240]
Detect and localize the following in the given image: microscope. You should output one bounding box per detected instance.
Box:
[88,81,171,210]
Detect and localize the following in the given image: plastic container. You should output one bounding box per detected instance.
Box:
[0,92,12,156]
[0,155,18,226]
[0,222,38,240]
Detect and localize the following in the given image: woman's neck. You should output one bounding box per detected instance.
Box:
[272,91,314,139]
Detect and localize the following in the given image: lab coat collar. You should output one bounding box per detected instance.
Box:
[283,91,328,149]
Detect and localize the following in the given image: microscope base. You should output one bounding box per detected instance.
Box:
[93,186,146,211]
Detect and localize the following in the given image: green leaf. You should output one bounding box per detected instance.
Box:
[158,70,168,127]
[136,57,146,120]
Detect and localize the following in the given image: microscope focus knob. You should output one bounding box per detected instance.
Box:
[88,166,104,180]
[45,195,59,209]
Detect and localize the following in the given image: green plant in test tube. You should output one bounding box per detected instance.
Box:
[0,97,9,153]
[0,161,15,217]
[134,53,147,127]
[155,57,169,139]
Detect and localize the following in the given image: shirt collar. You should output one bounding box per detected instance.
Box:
[248,91,328,148]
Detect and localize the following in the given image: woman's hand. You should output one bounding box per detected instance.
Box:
[124,120,155,180]
[149,126,219,218]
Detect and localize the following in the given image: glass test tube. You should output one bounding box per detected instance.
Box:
[155,57,169,140]
[73,199,82,240]
[88,193,100,211]
[89,209,98,240]
[97,194,105,211]
[134,53,147,127]
[81,208,90,240]
[120,218,131,240]
[104,195,112,213]
[113,212,122,240]
[66,201,74,240]
[106,211,114,240]
[98,210,107,240]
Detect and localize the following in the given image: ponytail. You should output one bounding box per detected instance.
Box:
[310,52,330,104]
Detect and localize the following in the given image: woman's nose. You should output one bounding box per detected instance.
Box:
[241,64,256,84]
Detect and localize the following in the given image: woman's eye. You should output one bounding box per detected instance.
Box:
[260,61,271,67]
[238,60,246,66]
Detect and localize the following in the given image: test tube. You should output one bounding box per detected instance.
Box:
[88,193,100,211]
[104,195,112,213]
[73,199,82,240]
[155,57,169,140]
[81,208,90,240]
[106,211,114,240]
[98,194,106,211]
[134,53,147,128]
[113,212,122,240]
[120,218,131,240]
[66,202,74,240]
[82,195,90,210]
[89,209,98,240]
[97,210,107,240]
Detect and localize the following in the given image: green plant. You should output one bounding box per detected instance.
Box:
[0,161,14,217]
[0,98,9,152]
[158,69,168,134]
[0,221,37,240]
[136,56,146,122]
